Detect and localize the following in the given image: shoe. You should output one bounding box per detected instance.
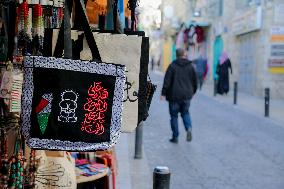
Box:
[186,131,192,142]
[169,138,178,143]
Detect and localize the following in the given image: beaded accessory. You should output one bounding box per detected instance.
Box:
[0,131,10,189]
[18,1,32,55]
[28,150,36,188]
[18,1,30,35]
[0,120,36,188]
[32,4,44,50]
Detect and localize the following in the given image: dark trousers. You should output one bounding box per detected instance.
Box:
[169,100,192,138]
[197,74,204,90]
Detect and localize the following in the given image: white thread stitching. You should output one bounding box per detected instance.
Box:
[58,90,78,123]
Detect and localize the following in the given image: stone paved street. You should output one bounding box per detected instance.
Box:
[142,72,284,189]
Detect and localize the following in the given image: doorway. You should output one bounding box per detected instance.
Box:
[213,36,223,79]
[238,33,256,94]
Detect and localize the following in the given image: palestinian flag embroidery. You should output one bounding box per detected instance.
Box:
[35,93,53,134]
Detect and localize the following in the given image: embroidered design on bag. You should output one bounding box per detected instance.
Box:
[123,76,138,102]
[35,160,73,187]
[81,82,108,135]
[22,56,126,151]
[35,93,53,134]
[58,90,79,123]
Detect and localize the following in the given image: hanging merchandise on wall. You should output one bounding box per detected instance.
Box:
[0,22,8,62]
[31,3,44,54]
[0,61,24,114]
[17,0,32,55]
[15,0,65,57]
[0,66,13,99]
[9,70,23,112]
[0,125,37,189]
[195,26,205,44]
[86,0,107,26]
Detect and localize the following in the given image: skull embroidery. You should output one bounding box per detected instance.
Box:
[58,90,78,122]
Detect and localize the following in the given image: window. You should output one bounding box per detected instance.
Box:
[208,0,223,17]
[235,0,247,9]
[219,0,223,16]
[235,0,261,9]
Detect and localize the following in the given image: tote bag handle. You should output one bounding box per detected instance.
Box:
[54,0,102,62]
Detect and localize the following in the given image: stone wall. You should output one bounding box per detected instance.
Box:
[205,0,284,98]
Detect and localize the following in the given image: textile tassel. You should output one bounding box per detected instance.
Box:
[52,7,58,28]
[18,0,32,55]
[18,1,29,33]
[33,4,44,48]
[58,7,63,27]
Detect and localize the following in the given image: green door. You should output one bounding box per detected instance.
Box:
[213,36,223,79]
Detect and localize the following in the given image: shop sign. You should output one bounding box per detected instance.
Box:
[268,59,284,67]
[270,26,284,42]
[271,26,284,35]
[268,58,284,74]
[269,27,284,73]
[232,6,262,35]
[274,4,284,24]
[271,44,284,57]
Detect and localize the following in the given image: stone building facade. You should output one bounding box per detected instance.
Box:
[196,0,284,98]
[160,0,195,71]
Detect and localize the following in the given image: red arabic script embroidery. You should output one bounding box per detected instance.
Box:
[81,82,109,135]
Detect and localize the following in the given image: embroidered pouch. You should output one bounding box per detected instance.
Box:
[21,56,125,151]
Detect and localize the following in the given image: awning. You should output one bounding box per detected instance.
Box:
[187,21,210,27]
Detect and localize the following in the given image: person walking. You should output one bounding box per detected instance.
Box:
[194,54,208,90]
[216,52,232,95]
[151,56,155,71]
[161,49,197,143]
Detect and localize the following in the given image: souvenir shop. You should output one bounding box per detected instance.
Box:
[0,0,155,188]
[175,23,208,61]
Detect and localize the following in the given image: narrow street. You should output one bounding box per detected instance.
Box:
[143,72,284,189]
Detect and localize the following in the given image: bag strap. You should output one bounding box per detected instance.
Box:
[147,74,152,83]
[54,0,102,62]
[53,0,73,58]
[77,0,101,61]
[63,0,73,59]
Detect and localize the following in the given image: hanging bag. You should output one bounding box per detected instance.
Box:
[44,1,150,132]
[21,0,126,151]
[144,74,156,120]
[35,151,77,189]
[80,33,143,132]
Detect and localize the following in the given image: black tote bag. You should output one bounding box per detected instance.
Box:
[21,0,126,151]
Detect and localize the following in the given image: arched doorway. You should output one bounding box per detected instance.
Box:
[213,36,223,79]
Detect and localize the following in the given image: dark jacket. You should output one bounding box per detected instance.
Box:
[162,58,197,101]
